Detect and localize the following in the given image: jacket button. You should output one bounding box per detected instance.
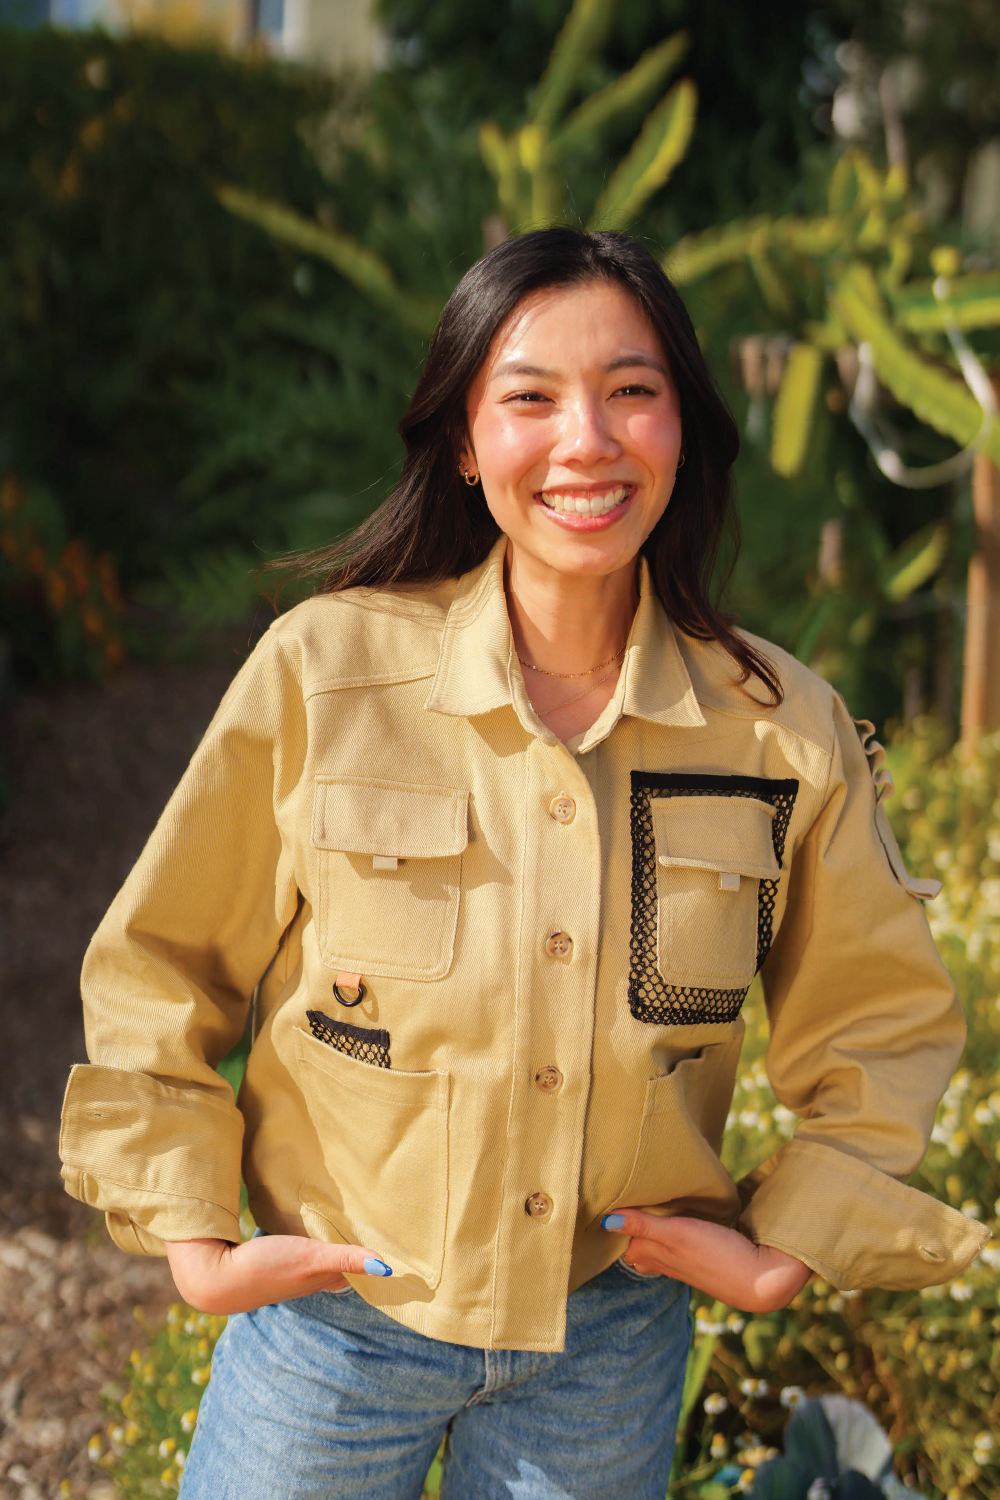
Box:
[548,794,576,824]
[534,1065,563,1094]
[525,1192,553,1219]
[545,931,573,959]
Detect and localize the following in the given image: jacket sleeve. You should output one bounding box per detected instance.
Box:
[58,625,307,1254]
[738,692,988,1288]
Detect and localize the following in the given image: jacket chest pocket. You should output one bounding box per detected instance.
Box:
[627,772,798,1027]
[311,778,468,981]
[652,795,779,991]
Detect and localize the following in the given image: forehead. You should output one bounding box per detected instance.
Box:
[484,279,665,374]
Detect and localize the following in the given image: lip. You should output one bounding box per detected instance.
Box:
[534,484,635,532]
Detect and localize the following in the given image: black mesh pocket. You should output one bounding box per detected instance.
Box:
[307,1011,391,1069]
[628,772,798,1027]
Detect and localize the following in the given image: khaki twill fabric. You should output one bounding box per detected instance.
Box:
[59,541,987,1352]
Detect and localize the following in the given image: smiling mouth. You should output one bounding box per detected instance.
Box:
[539,484,633,518]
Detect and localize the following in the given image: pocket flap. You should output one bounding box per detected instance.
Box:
[312,778,469,859]
[652,795,779,881]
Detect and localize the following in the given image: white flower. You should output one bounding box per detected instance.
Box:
[974,1103,996,1126]
[176,1450,186,1470]
[739,1110,760,1128]
[703,1393,729,1415]
[949,1280,973,1301]
[780,1386,806,1408]
[740,1378,770,1398]
[726,1314,746,1333]
[87,1436,103,1463]
[829,1294,845,1312]
[696,1315,727,1336]
[180,1410,198,1434]
[980,1245,1000,1268]
[962,1201,983,1219]
[973,1430,994,1453]
[710,1433,728,1459]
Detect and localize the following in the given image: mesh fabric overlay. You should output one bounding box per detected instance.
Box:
[307,1010,391,1069]
[628,772,798,1026]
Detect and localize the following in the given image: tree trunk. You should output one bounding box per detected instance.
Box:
[960,378,1000,750]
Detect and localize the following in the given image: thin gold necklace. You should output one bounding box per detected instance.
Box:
[518,644,626,680]
[537,662,621,717]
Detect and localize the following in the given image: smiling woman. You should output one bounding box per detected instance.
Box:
[59,229,986,1500]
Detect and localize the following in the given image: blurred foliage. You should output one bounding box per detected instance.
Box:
[0,24,418,678]
[88,727,1000,1500]
[0,3,992,732]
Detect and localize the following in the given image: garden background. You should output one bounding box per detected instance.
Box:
[1,0,1000,1497]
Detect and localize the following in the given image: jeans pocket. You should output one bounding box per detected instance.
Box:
[615,1255,664,1284]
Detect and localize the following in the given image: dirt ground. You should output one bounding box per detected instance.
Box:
[0,661,239,1499]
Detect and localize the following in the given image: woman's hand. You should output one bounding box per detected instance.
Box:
[165,1235,392,1315]
[603,1211,811,1312]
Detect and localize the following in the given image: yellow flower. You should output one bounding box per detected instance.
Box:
[181,1409,199,1434]
[191,1366,212,1386]
[159,1437,177,1458]
[124,1422,141,1445]
[87,1435,103,1462]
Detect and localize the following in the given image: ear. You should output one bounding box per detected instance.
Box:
[456,438,476,477]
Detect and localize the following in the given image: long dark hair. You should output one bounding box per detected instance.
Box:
[291,227,781,705]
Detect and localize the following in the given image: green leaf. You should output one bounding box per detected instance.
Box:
[783,1399,839,1480]
[830,263,1000,466]
[770,342,824,478]
[216,186,442,337]
[528,0,616,134]
[748,1459,817,1500]
[588,78,697,231]
[663,217,770,284]
[891,272,1000,333]
[548,31,689,160]
[880,521,948,602]
[827,147,881,219]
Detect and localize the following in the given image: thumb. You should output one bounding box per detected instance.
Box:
[319,1241,394,1279]
[600,1209,660,1241]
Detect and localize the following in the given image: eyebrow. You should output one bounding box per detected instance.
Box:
[490,352,668,382]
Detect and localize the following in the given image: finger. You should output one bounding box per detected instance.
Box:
[600,1209,665,1242]
[232,1235,393,1281]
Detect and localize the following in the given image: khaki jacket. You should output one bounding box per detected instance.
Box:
[59,541,987,1352]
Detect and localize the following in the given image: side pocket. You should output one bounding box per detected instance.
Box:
[294,1027,449,1288]
[611,1038,741,1226]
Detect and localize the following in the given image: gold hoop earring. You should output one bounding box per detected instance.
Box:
[463,470,480,486]
[677,452,686,469]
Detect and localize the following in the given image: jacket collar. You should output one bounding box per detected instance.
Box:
[425,539,705,735]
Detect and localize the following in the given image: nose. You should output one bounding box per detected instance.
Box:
[550,394,621,467]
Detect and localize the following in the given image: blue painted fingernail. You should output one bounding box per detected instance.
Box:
[363,1257,393,1277]
[601,1214,625,1232]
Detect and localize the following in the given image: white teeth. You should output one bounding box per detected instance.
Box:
[541,485,630,517]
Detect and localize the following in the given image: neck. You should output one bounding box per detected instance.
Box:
[504,542,639,674]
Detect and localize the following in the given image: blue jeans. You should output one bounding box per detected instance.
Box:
[180,1263,691,1500]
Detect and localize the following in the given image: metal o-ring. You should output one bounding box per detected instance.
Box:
[333,980,366,1007]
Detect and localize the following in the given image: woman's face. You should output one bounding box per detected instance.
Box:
[461,279,683,582]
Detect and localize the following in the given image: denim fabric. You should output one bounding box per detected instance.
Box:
[179,1263,691,1500]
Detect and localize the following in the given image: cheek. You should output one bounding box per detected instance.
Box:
[624,411,682,473]
[474,412,549,484]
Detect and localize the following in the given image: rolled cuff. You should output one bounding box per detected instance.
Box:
[738,1137,988,1290]
[59,1063,244,1255]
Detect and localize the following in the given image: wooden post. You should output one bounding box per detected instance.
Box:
[960,376,1000,751]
